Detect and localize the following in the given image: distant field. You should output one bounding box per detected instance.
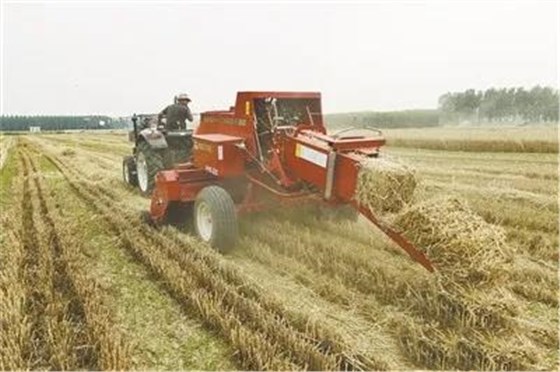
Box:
[0,126,557,370]
[383,125,558,153]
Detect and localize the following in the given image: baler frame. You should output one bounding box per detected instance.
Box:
[148,91,435,272]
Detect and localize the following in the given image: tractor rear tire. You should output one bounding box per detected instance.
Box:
[122,156,138,186]
[136,141,164,196]
[194,186,238,252]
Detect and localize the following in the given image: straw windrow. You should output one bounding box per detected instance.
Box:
[10,133,556,371]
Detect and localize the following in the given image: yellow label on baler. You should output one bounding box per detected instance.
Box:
[194,142,213,153]
[295,144,302,157]
[295,144,327,168]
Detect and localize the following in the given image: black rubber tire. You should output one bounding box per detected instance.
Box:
[194,186,238,252]
[122,156,138,186]
[136,141,164,196]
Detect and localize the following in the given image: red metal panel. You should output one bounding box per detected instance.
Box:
[332,153,361,201]
[195,111,257,156]
[193,134,245,178]
[178,181,212,202]
[283,135,330,192]
[150,171,217,222]
[282,133,364,203]
[194,134,245,143]
[175,167,216,183]
[195,91,327,161]
[332,139,385,151]
[300,130,386,152]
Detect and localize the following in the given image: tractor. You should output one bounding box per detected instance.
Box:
[138,92,434,272]
[122,113,194,195]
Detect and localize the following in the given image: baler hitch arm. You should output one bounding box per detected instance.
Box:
[353,202,435,273]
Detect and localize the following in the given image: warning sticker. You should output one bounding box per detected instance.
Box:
[295,144,327,168]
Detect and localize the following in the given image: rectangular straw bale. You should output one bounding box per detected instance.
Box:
[355,157,417,213]
[393,197,512,284]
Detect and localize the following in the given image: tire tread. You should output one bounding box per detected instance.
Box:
[137,141,164,195]
[195,186,238,251]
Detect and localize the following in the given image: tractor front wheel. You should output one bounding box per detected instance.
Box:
[136,141,164,196]
[194,186,238,252]
[122,156,138,186]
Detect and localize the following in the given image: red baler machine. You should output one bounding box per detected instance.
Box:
[150,92,434,272]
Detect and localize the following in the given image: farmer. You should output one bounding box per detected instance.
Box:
[158,93,194,130]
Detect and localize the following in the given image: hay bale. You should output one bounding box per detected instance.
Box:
[354,157,417,213]
[393,196,512,283]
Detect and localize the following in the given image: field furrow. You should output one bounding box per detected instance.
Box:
[3,131,556,371]
[38,137,556,370]
[0,147,30,370]
[11,148,132,370]
[19,152,59,369]
[33,141,388,370]
[28,146,236,369]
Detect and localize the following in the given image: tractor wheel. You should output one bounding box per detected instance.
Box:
[136,141,164,196]
[194,186,238,252]
[122,156,138,186]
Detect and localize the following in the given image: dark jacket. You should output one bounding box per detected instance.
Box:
[158,103,193,130]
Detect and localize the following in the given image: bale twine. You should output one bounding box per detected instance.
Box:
[393,197,512,284]
[354,157,417,214]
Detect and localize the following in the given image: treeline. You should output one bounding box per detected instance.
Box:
[439,86,558,124]
[325,109,439,129]
[0,115,128,131]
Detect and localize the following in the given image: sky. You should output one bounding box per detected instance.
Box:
[1,0,558,115]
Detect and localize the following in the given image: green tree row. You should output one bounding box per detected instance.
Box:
[439,86,558,124]
[0,115,128,131]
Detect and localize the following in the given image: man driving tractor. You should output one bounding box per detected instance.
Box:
[158,93,194,130]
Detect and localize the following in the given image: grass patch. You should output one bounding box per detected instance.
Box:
[43,173,236,370]
[0,143,20,206]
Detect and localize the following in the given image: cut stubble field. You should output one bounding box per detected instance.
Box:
[0,127,557,370]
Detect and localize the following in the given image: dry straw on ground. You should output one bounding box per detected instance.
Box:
[16,135,557,371]
[40,148,379,371]
[355,157,417,213]
[393,196,512,284]
[61,148,76,156]
[392,313,542,370]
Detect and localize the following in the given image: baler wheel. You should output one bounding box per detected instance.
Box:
[194,186,238,252]
[136,141,164,196]
[122,156,138,187]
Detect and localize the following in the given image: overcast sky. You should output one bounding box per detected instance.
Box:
[1,0,558,115]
